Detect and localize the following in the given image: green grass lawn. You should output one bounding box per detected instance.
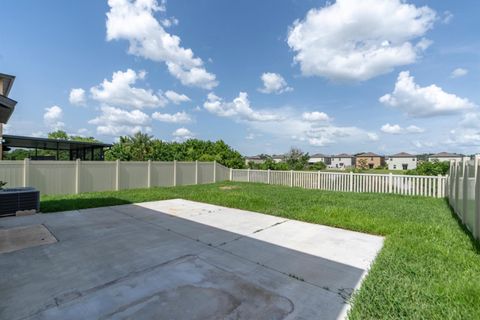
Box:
[41,182,480,319]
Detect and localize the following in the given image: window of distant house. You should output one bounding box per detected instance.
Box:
[413,158,416,161]
[394,165,396,169]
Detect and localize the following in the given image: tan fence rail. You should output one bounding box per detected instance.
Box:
[231,169,448,198]
[0,160,229,195]
[448,157,480,240]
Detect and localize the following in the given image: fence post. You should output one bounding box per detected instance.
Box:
[448,160,454,200]
[455,161,461,214]
[195,160,199,184]
[75,159,81,194]
[229,168,233,181]
[317,171,321,189]
[475,162,480,240]
[290,170,293,187]
[147,160,152,188]
[268,169,271,184]
[115,159,120,191]
[437,174,442,198]
[23,158,30,187]
[247,168,250,182]
[388,173,393,193]
[173,160,177,186]
[213,160,217,182]
[462,159,469,221]
[475,155,480,178]
[349,171,353,192]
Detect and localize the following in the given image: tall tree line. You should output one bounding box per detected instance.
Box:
[105,132,245,169]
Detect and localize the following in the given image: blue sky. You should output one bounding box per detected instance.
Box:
[2,0,480,156]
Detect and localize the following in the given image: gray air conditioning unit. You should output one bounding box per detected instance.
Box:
[0,187,40,217]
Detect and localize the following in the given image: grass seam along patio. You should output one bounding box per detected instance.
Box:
[40,181,480,319]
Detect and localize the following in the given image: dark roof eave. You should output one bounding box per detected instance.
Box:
[0,95,17,124]
[0,73,16,97]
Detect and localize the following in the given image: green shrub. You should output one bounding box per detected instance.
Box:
[406,160,450,176]
[307,161,326,171]
[0,181,7,190]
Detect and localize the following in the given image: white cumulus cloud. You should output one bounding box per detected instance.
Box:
[44,105,65,130]
[69,88,86,106]
[381,123,425,134]
[164,90,191,104]
[450,68,468,78]
[152,111,192,123]
[287,0,436,81]
[258,72,292,94]
[203,92,282,122]
[88,105,151,136]
[379,71,475,117]
[106,0,217,89]
[447,129,480,147]
[302,111,331,122]
[172,127,194,141]
[90,69,166,109]
[248,111,378,148]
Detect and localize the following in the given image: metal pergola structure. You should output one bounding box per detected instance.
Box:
[2,134,112,161]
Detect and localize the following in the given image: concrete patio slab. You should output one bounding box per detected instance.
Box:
[0,199,384,320]
[0,224,57,254]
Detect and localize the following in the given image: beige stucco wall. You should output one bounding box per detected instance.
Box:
[387,157,417,170]
[329,157,353,169]
[355,156,383,169]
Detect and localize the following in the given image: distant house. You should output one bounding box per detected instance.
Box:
[308,153,329,164]
[244,155,265,165]
[355,152,384,169]
[328,153,354,169]
[271,154,284,163]
[428,152,464,163]
[387,152,417,170]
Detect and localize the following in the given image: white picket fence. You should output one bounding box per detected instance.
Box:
[448,157,480,240]
[231,169,448,198]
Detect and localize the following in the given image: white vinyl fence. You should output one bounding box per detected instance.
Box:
[0,160,229,195]
[448,157,480,240]
[231,169,448,198]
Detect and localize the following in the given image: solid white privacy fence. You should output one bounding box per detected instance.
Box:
[448,157,480,240]
[0,160,229,195]
[231,169,448,198]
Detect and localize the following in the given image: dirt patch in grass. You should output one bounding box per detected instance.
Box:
[219,186,241,190]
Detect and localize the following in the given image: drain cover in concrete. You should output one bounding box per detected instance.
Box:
[37,255,293,319]
[0,224,57,254]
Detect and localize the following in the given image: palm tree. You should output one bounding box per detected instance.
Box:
[130,132,153,161]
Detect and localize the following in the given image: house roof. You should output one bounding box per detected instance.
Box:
[0,73,16,97]
[431,152,463,157]
[0,95,17,124]
[357,152,382,157]
[310,153,327,158]
[0,73,17,124]
[333,153,353,157]
[271,154,284,158]
[390,152,416,157]
[245,155,262,160]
